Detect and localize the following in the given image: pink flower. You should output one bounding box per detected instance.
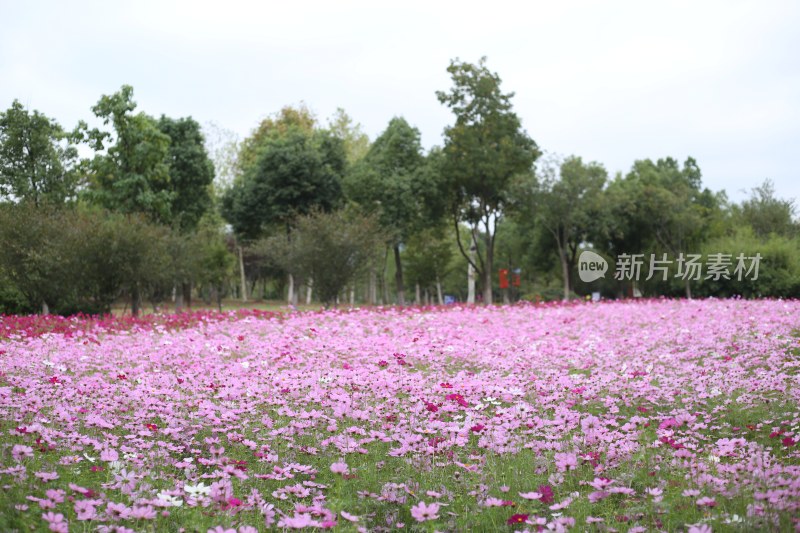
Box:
[410,501,440,522]
[34,471,59,482]
[341,511,359,522]
[696,497,717,507]
[41,512,67,533]
[277,513,322,529]
[74,500,98,521]
[12,444,34,461]
[554,452,578,472]
[330,461,349,475]
[687,525,713,533]
[519,491,542,500]
[100,448,119,462]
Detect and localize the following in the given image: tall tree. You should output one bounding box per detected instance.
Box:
[738,179,797,239]
[157,116,215,232]
[327,108,370,164]
[437,57,539,304]
[0,100,79,206]
[264,209,384,308]
[516,155,608,300]
[84,85,173,223]
[237,104,316,175]
[607,157,721,298]
[222,127,345,240]
[344,117,424,304]
[221,122,346,304]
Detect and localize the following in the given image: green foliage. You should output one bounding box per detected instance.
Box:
[327,108,370,164]
[0,100,80,206]
[84,85,173,223]
[0,203,194,315]
[222,126,345,240]
[344,117,425,244]
[237,104,317,175]
[404,224,454,291]
[437,57,539,303]
[0,203,68,312]
[157,115,215,231]
[513,155,608,299]
[264,209,384,307]
[699,227,800,298]
[736,179,798,239]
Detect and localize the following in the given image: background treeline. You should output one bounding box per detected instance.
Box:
[1,59,798,315]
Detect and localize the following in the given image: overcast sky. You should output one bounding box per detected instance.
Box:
[2,0,798,204]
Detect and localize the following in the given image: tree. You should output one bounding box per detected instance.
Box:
[0,100,79,206]
[738,179,797,239]
[327,108,370,164]
[0,203,70,314]
[157,116,215,232]
[237,104,316,175]
[404,224,453,305]
[222,127,345,239]
[221,120,346,304]
[83,85,173,223]
[437,57,539,304]
[265,209,384,307]
[515,155,607,300]
[344,117,425,305]
[203,121,240,193]
[604,157,721,298]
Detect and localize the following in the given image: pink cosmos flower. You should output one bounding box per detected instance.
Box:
[330,461,349,475]
[12,444,34,461]
[696,497,717,507]
[410,501,440,522]
[41,512,67,533]
[74,500,98,521]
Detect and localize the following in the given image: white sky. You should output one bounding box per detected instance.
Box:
[2,0,798,205]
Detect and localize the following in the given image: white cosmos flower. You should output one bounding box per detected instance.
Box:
[157,492,184,507]
[183,482,211,497]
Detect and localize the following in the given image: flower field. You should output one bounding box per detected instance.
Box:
[1,299,799,532]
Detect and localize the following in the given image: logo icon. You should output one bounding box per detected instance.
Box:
[578,251,608,283]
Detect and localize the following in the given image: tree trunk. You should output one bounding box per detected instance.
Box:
[131,285,141,317]
[288,273,296,306]
[436,277,444,305]
[561,252,571,301]
[483,234,494,305]
[175,284,184,312]
[306,279,313,305]
[415,283,421,305]
[368,269,377,305]
[685,279,692,299]
[41,301,49,315]
[381,247,389,305]
[467,247,476,304]
[349,285,355,306]
[238,246,247,302]
[182,281,192,309]
[393,245,405,306]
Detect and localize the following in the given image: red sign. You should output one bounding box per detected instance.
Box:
[499,269,509,289]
